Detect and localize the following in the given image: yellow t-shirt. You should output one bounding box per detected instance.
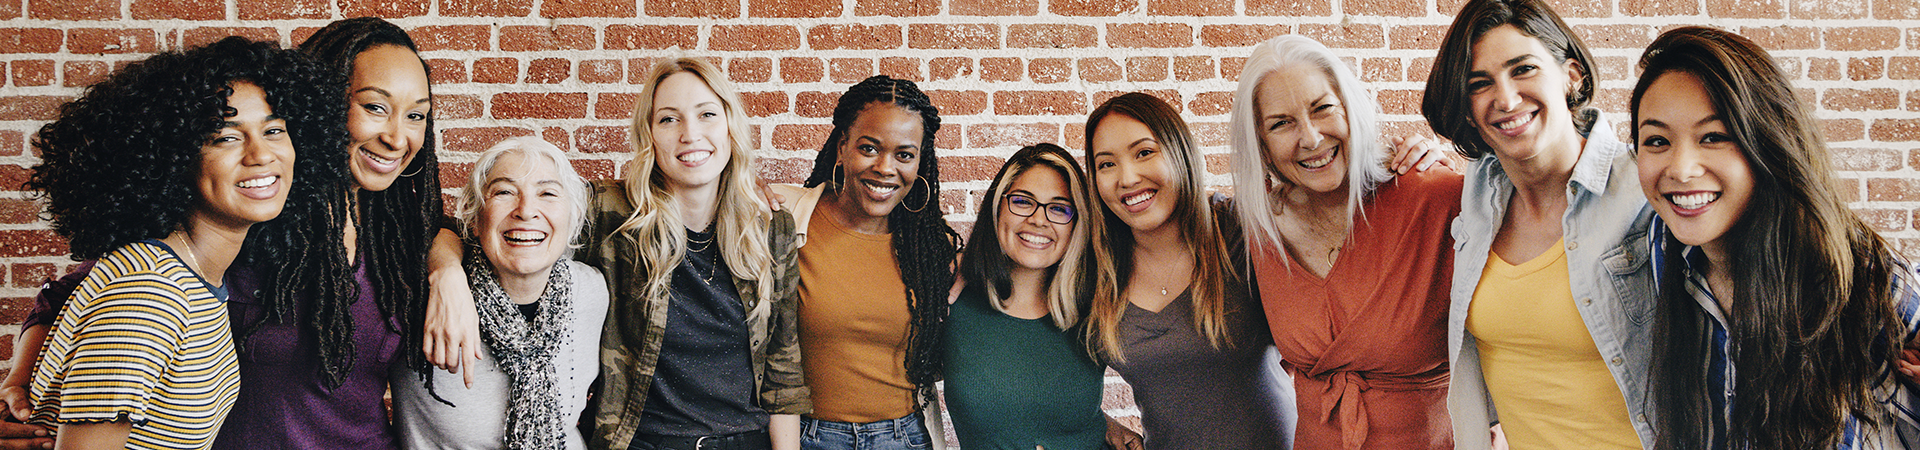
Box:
[796,211,916,422]
[1466,240,1638,449]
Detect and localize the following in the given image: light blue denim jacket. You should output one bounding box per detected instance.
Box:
[1445,111,1659,449]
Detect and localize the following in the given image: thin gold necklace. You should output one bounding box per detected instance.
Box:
[173,232,202,274]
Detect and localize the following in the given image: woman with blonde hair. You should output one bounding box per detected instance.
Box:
[583,57,807,450]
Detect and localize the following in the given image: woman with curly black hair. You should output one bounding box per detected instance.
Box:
[21,35,346,450]
[3,17,459,450]
[768,75,960,450]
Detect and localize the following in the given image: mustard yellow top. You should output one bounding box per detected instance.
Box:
[1466,240,1638,449]
[796,211,916,422]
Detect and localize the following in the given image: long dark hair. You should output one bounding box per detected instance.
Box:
[1422,0,1596,159]
[1635,26,1903,450]
[956,143,1096,330]
[254,16,441,388]
[803,75,959,404]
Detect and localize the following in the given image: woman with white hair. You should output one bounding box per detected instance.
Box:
[1230,35,1463,449]
[391,136,609,450]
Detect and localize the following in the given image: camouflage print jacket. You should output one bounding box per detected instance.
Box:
[580,180,809,450]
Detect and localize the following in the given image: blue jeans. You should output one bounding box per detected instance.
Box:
[799,413,931,450]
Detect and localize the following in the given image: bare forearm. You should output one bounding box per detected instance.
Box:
[769,414,800,450]
[55,421,128,450]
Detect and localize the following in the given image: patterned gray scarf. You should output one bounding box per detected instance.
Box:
[466,245,573,450]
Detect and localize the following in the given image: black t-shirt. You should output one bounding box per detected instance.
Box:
[634,227,768,437]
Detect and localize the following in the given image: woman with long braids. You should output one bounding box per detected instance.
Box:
[769,75,959,450]
[3,17,458,449]
[1634,26,1920,449]
[1081,92,1292,450]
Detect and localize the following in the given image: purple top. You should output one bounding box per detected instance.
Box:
[27,258,402,450]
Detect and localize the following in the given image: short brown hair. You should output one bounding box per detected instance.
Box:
[1421,0,1596,159]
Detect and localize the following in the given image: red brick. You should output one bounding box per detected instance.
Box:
[935,124,961,149]
[1052,0,1136,15]
[595,93,637,120]
[573,159,617,181]
[1574,25,1655,49]
[0,96,65,120]
[0,130,22,156]
[967,123,1058,148]
[909,24,1000,50]
[540,127,571,152]
[1870,178,1920,201]
[133,0,221,19]
[443,127,536,153]
[238,0,327,18]
[1910,91,1920,112]
[0,199,35,225]
[1127,57,1168,82]
[434,94,483,120]
[603,27,691,51]
[1174,56,1214,81]
[1829,27,1900,51]
[782,58,823,83]
[182,27,277,49]
[1738,26,1818,50]
[578,59,622,84]
[927,90,988,116]
[1792,0,1866,18]
[61,61,106,87]
[1189,120,1223,144]
[751,0,837,16]
[1189,91,1233,116]
[1532,0,1609,16]
[1149,0,1230,15]
[412,25,490,52]
[930,57,972,81]
[1008,24,1096,48]
[1347,0,1420,15]
[755,157,810,183]
[1077,58,1122,82]
[724,58,770,84]
[544,0,634,17]
[1621,0,1697,15]
[1872,119,1920,142]
[830,58,873,84]
[1709,0,1783,17]
[1911,149,1920,170]
[795,91,839,118]
[981,57,1022,82]
[1877,0,1920,18]
[426,59,467,84]
[499,25,594,51]
[1827,118,1866,142]
[10,263,52,288]
[1301,23,1384,49]
[1832,147,1903,171]
[525,58,570,84]
[0,230,62,258]
[1027,58,1071,84]
[8,60,47,86]
[1893,57,1920,80]
[492,93,589,119]
[29,0,115,19]
[940,156,1009,185]
[773,124,833,151]
[713,25,801,51]
[878,57,921,82]
[340,0,429,17]
[1108,23,1191,48]
[0,28,60,53]
[1408,57,1433,82]
[573,126,630,153]
[855,0,940,15]
[1809,57,1842,80]
[473,58,517,84]
[0,0,16,19]
[1249,0,1329,15]
[1378,89,1424,115]
[66,28,157,54]
[1862,208,1911,232]
[732,91,784,118]
[995,91,1087,115]
[954,0,1037,14]
[809,24,903,50]
[1851,58,1887,81]
[1200,25,1288,47]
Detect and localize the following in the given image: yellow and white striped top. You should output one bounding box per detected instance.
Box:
[28,241,241,450]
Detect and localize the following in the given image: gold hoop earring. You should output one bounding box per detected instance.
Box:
[901,177,932,213]
[398,161,425,178]
[830,161,845,188]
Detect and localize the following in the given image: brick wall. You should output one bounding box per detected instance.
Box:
[5,0,1920,440]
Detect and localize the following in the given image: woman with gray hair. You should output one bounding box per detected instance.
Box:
[1230,35,1463,449]
[391,136,609,450]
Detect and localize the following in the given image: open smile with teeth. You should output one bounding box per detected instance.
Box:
[862,180,899,197]
[237,176,277,189]
[678,150,711,164]
[1299,148,1337,169]
[1017,232,1053,247]
[503,230,548,245]
[1494,111,1536,131]
[363,148,399,165]
[1123,190,1155,206]
[1667,192,1719,210]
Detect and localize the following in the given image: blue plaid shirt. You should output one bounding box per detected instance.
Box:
[1650,216,1920,449]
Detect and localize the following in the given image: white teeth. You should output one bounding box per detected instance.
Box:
[364,149,396,165]
[1669,192,1719,209]
[237,176,277,189]
[1018,233,1053,245]
[1123,191,1154,206]
[678,151,711,164]
[864,180,898,196]
[504,230,548,242]
[1496,112,1534,131]
[1300,152,1335,169]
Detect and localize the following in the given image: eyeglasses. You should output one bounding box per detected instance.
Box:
[1003,193,1076,225]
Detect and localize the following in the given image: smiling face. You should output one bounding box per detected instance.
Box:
[1257,64,1351,197]
[649,71,734,194]
[475,151,573,283]
[1467,25,1586,165]
[996,166,1076,272]
[345,44,430,193]
[1090,113,1177,234]
[832,102,925,224]
[195,81,297,231]
[1636,71,1755,255]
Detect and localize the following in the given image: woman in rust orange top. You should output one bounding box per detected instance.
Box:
[1229,35,1464,449]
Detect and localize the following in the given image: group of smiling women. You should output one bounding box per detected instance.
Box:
[4,0,1918,449]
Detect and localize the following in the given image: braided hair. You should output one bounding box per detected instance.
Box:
[245,16,440,388]
[803,76,959,404]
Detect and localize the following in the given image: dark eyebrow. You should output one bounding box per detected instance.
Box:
[1467,55,1539,79]
[221,114,285,129]
[354,87,431,106]
[855,135,919,152]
